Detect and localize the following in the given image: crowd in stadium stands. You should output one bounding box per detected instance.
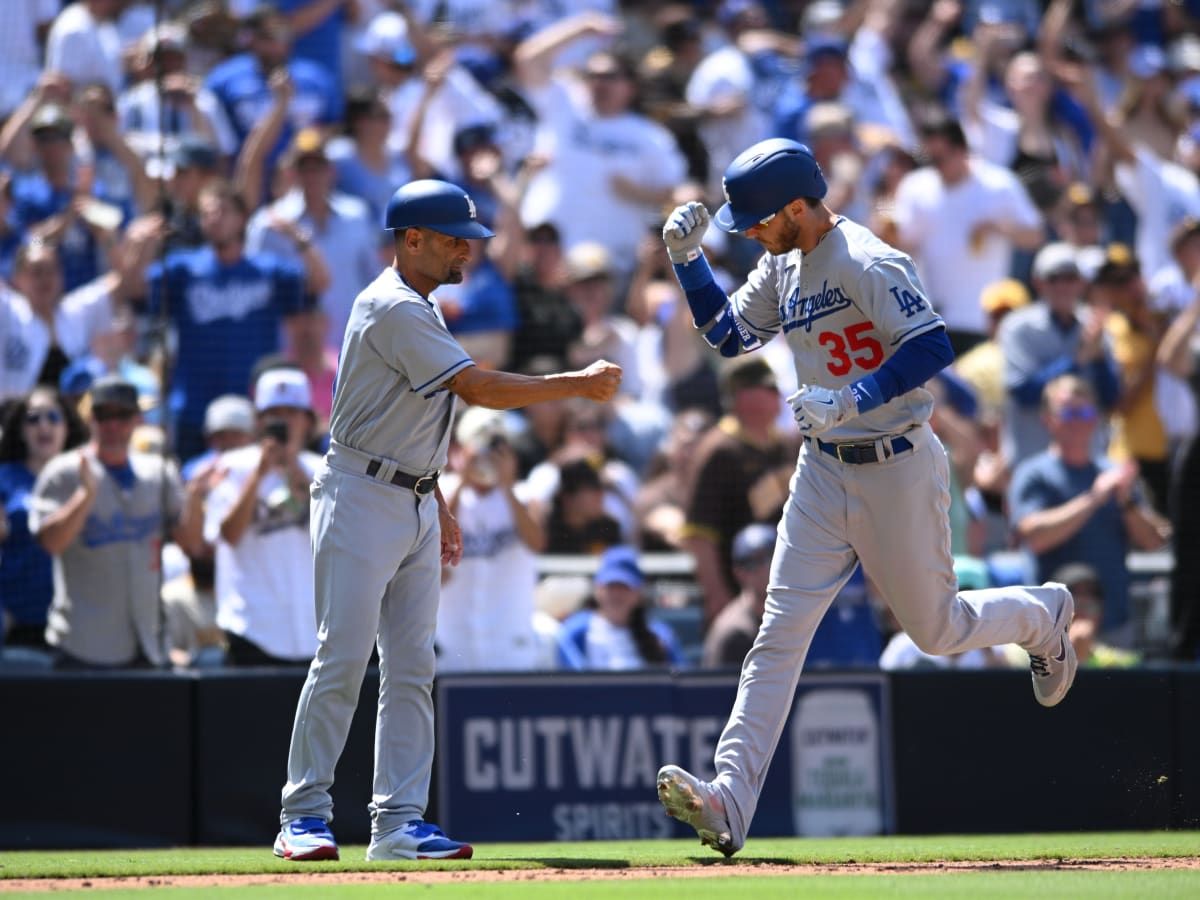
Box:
[0,0,1194,674]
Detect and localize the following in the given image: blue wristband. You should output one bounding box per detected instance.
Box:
[672,255,715,292]
[850,375,883,413]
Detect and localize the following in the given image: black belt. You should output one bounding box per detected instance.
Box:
[809,435,913,464]
[365,459,439,494]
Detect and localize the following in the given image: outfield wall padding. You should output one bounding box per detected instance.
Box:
[1,667,1196,847]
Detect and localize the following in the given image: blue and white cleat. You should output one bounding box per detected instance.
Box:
[273,817,339,861]
[366,820,474,860]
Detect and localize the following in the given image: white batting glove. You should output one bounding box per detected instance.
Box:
[788,384,859,436]
[662,201,710,264]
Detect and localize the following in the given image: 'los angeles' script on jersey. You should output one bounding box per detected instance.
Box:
[186,281,273,324]
[781,280,854,334]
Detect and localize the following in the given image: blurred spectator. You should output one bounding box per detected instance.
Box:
[634,407,714,552]
[1158,283,1200,661]
[682,1,772,203]
[326,87,412,223]
[527,398,639,542]
[502,222,581,373]
[960,40,1087,213]
[146,136,223,253]
[253,298,338,440]
[145,179,310,458]
[436,407,547,672]
[0,235,157,404]
[507,355,570,477]
[772,25,916,156]
[542,456,622,555]
[1051,181,1107,252]
[804,102,870,224]
[0,93,125,292]
[1052,562,1141,668]
[515,19,687,283]
[0,1,59,119]
[624,223,720,421]
[1008,374,1171,642]
[203,367,320,666]
[557,544,686,670]
[118,23,234,167]
[702,521,773,668]
[181,393,257,483]
[562,241,641,397]
[275,0,350,97]
[998,241,1120,464]
[560,237,676,472]
[892,111,1043,355]
[246,127,377,351]
[954,277,1032,417]
[0,386,87,655]
[1091,246,1171,514]
[30,376,204,668]
[204,5,342,164]
[44,0,124,95]
[356,10,502,183]
[1066,53,1200,282]
[954,278,1032,554]
[682,355,798,625]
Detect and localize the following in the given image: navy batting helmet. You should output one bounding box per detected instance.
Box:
[714,138,827,233]
[384,179,495,238]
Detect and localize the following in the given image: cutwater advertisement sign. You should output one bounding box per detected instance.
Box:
[436,672,892,842]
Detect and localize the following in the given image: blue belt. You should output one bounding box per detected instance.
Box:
[809,435,913,464]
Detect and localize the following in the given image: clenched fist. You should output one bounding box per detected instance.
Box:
[662,201,710,264]
[578,359,623,402]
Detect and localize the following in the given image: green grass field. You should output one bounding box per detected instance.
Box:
[1,833,1197,899]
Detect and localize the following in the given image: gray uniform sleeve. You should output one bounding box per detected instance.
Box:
[854,256,945,350]
[380,300,474,394]
[730,252,784,342]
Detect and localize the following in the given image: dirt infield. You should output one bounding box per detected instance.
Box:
[3,856,1199,892]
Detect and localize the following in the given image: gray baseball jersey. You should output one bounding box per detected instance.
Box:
[329,267,474,472]
[685,216,1069,852]
[30,448,182,666]
[729,217,944,437]
[281,266,475,838]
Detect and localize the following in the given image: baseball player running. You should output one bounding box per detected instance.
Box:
[274,179,621,862]
[654,139,1076,856]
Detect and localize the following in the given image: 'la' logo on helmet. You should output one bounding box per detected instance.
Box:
[465,194,477,220]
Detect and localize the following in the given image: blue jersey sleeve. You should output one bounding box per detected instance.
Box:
[852,327,954,414]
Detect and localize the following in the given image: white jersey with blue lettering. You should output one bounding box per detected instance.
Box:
[727,217,945,439]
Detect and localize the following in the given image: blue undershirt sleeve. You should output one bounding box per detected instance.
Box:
[851,327,954,414]
[671,256,726,325]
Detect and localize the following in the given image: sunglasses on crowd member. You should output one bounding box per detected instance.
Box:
[1054,403,1097,423]
[24,409,63,426]
[92,406,137,423]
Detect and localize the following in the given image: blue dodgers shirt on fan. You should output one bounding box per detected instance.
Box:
[147,247,304,429]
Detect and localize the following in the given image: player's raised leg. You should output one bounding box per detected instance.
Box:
[852,428,1077,705]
